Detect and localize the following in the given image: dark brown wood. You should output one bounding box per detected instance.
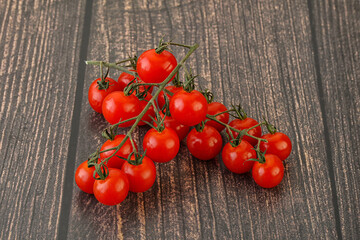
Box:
[1,0,359,239]
[0,0,86,239]
[309,0,360,239]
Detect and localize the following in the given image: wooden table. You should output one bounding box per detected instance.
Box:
[1,0,359,239]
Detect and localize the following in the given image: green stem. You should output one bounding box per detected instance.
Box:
[86,61,137,77]
[96,43,199,177]
[206,114,267,143]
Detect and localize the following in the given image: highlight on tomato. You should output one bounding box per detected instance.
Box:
[186,125,222,160]
[137,49,177,84]
[121,155,156,193]
[88,77,121,113]
[93,168,129,206]
[143,127,180,163]
[75,160,96,194]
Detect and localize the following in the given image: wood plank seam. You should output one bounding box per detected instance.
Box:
[56,0,94,239]
[306,0,342,239]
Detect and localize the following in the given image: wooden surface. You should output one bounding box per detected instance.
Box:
[0,0,359,239]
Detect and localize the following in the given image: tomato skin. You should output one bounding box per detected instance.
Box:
[143,127,180,163]
[138,93,155,126]
[226,118,262,146]
[137,49,177,84]
[206,102,229,132]
[252,154,284,188]
[102,91,141,126]
[93,168,129,205]
[259,132,292,161]
[157,85,183,110]
[186,125,223,160]
[99,135,137,169]
[221,140,256,174]
[154,112,190,141]
[121,156,156,192]
[88,78,121,113]
[75,161,96,194]
[118,71,153,93]
[170,90,208,126]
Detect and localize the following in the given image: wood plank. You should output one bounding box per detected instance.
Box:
[0,0,86,239]
[309,0,360,239]
[67,0,342,239]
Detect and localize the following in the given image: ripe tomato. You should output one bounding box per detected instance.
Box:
[118,71,153,93]
[252,154,284,188]
[138,93,155,126]
[259,132,292,161]
[186,125,223,160]
[206,102,229,132]
[93,168,129,205]
[99,135,137,169]
[226,118,262,146]
[137,49,177,83]
[88,78,121,113]
[102,91,141,126]
[75,160,96,194]
[143,127,180,163]
[169,90,208,126]
[221,140,256,174]
[157,85,183,109]
[154,112,190,140]
[121,156,156,192]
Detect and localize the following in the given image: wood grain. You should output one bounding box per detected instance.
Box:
[309,0,360,239]
[65,0,352,239]
[0,0,86,239]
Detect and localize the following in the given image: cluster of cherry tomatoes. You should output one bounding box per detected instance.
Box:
[75,41,292,206]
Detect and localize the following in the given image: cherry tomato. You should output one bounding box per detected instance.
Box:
[137,49,177,84]
[157,85,183,109]
[206,102,229,132]
[138,93,155,126]
[99,135,137,169]
[102,91,141,126]
[143,127,180,163]
[121,156,156,192]
[118,71,153,93]
[252,154,284,188]
[88,78,121,113]
[170,90,208,126]
[221,140,256,174]
[75,160,96,194]
[154,112,190,141]
[259,132,292,161]
[226,118,262,146]
[93,168,129,205]
[186,125,223,160]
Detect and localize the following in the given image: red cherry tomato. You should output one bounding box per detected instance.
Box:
[75,160,96,194]
[252,154,284,188]
[221,140,256,174]
[118,71,153,93]
[206,102,229,132]
[259,132,292,161]
[93,168,129,205]
[157,85,183,109]
[121,156,156,192]
[169,90,208,126]
[154,112,190,141]
[226,118,262,146]
[137,49,177,83]
[186,125,223,160]
[99,135,137,169]
[88,78,121,113]
[143,127,180,163]
[138,93,155,126]
[102,91,141,126]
